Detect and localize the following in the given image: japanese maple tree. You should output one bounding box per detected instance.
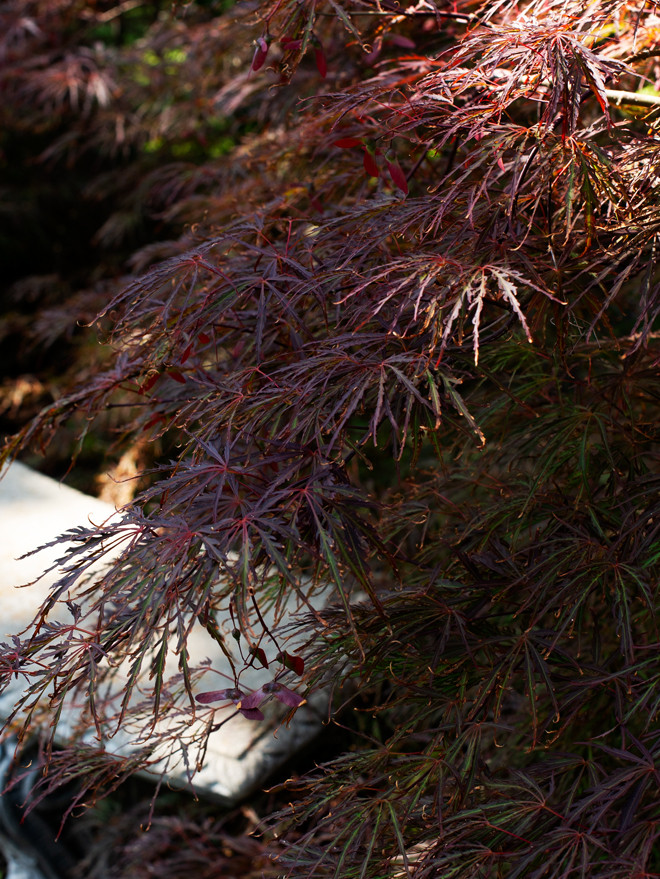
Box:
[3,0,660,875]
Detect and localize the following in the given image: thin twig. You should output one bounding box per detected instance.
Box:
[96,0,144,23]
[626,48,660,63]
[605,88,660,107]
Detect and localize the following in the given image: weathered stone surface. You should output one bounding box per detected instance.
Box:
[0,461,118,636]
[0,462,324,804]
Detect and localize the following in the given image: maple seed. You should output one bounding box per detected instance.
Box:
[363,150,379,178]
[250,646,269,668]
[312,37,327,78]
[281,37,303,51]
[141,413,164,432]
[333,136,380,177]
[138,373,159,394]
[387,34,416,49]
[239,681,307,712]
[239,707,265,721]
[363,139,380,178]
[236,688,264,711]
[251,36,269,72]
[385,149,408,195]
[197,687,265,721]
[276,651,305,675]
[314,47,327,78]
[363,36,383,65]
[263,681,307,708]
[196,687,243,704]
[334,137,363,148]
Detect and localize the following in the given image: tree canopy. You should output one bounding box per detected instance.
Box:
[3,0,660,875]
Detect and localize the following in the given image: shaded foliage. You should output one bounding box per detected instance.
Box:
[3,0,660,875]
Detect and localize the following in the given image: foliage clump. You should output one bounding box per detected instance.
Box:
[3,0,660,875]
